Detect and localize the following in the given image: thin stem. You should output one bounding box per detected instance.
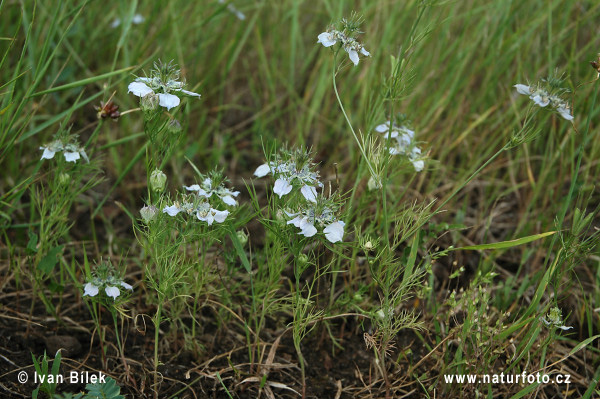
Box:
[331,53,377,179]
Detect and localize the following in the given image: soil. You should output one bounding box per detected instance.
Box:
[0,290,430,399]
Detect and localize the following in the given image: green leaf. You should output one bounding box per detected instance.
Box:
[29,66,135,97]
[26,230,38,255]
[452,231,556,251]
[230,229,251,273]
[37,245,64,274]
[569,334,600,356]
[86,376,124,399]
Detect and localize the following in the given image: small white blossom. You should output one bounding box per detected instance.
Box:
[285,204,345,244]
[40,140,89,163]
[184,176,239,206]
[128,61,201,111]
[375,119,425,172]
[317,29,370,66]
[83,261,133,301]
[541,307,573,331]
[254,150,323,202]
[514,83,573,121]
[163,199,230,225]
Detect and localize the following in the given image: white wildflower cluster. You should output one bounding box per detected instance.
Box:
[285,200,345,243]
[163,171,237,226]
[254,148,323,203]
[317,29,370,66]
[514,83,573,121]
[40,139,89,163]
[83,260,133,300]
[375,120,424,172]
[255,147,345,244]
[128,60,201,111]
[541,306,573,331]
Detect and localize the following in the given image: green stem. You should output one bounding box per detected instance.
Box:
[331,52,376,179]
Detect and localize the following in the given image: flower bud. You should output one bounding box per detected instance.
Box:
[150,169,167,193]
[368,176,382,191]
[167,119,182,134]
[297,253,309,266]
[141,92,160,113]
[140,205,158,223]
[236,230,248,246]
[58,172,71,186]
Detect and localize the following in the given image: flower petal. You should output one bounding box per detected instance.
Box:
[300,222,318,237]
[158,93,181,110]
[287,216,303,228]
[514,84,531,95]
[361,47,370,57]
[347,49,359,65]
[557,107,574,121]
[128,81,154,97]
[105,286,120,299]
[40,147,56,160]
[375,122,390,133]
[254,163,271,177]
[412,159,425,172]
[64,151,81,163]
[120,281,133,290]
[324,221,345,243]
[300,185,318,203]
[83,283,99,297]
[531,94,549,107]
[212,209,229,223]
[163,204,182,216]
[273,178,293,197]
[317,32,337,47]
[221,195,237,206]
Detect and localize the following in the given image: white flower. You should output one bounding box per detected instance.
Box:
[376,119,425,172]
[40,140,88,163]
[285,205,345,243]
[105,286,120,299]
[120,281,133,290]
[184,177,240,206]
[128,73,201,111]
[514,83,573,121]
[254,152,323,201]
[196,207,229,225]
[317,29,369,66]
[83,282,99,297]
